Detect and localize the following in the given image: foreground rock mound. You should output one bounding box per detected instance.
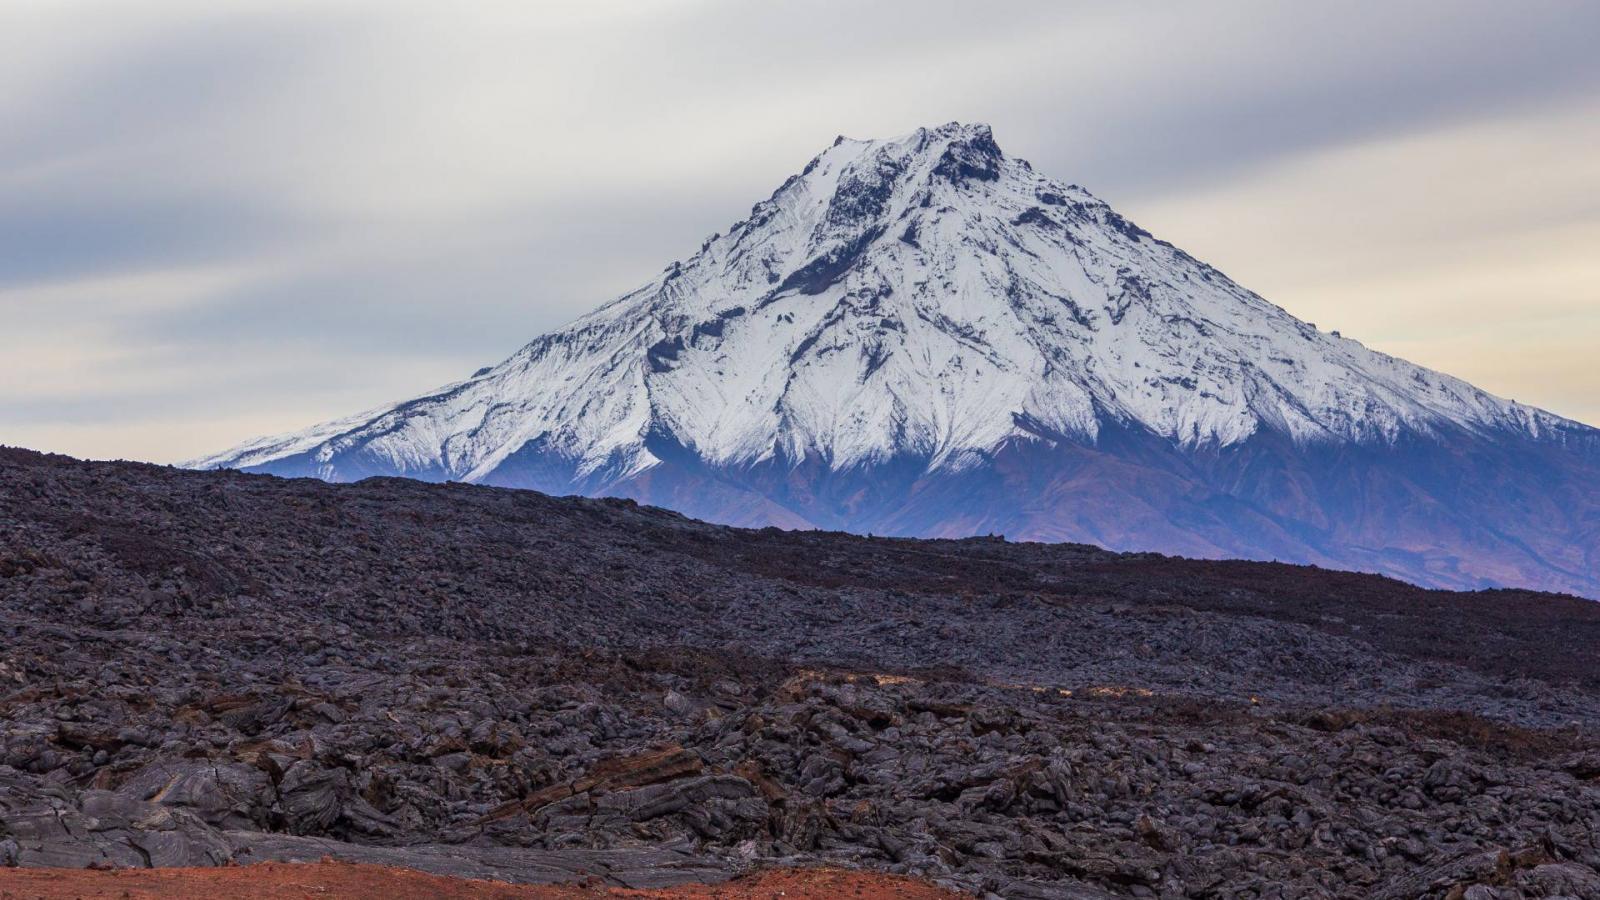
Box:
[1,447,1598,896]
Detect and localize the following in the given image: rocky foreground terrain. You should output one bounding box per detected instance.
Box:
[0,860,961,899]
[2,447,1599,898]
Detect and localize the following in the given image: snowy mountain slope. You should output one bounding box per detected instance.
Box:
[197,123,1600,596]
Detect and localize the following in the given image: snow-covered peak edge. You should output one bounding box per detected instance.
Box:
[192,123,1595,481]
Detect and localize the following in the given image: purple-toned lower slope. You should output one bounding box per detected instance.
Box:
[234,417,1600,597]
[437,423,1599,598]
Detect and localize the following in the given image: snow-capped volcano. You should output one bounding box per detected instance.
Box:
[199,123,1600,597]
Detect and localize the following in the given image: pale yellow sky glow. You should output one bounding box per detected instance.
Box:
[1138,95,1600,428]
[1,0,1597,463]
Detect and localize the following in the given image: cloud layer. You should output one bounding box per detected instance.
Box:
[3,0,1598,462]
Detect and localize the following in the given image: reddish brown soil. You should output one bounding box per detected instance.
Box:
[0,863,965,900]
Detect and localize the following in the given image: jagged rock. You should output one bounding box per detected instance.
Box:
[1424,756,1487,803]
[3,789,230,869]
[1,449,1598,895]
[1512,862,1600,896]
[276,762,350,834]
[1371,849,1512,900]
[598,774,761,824]
[118,760,274,830]
[482,746,705,823]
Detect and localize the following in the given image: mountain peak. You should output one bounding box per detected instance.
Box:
[194,125,1600,597]
[204,122,1584,477]
[804,121,1008,200]
[835,120,996,149]
[928,122,1003,183]
[901,120,1000,155]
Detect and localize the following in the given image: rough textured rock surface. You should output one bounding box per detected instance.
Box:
[2,447,1598,897]
[0,861,968,898]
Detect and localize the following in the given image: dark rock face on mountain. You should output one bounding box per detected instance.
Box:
[3,447,1599,896]
[196,123,1600,598]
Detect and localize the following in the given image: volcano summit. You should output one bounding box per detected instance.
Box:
[199,123,1600,596]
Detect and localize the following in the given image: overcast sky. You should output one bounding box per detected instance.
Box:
[4,0,1598,463]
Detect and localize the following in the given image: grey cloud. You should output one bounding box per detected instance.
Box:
[1,0,1597,462]
[0,177,298,288]
[0,12,344,287]
[985,2,1600,199]
[1,13,344,172]
[122,184,752,359]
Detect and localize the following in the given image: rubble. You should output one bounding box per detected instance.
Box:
[1,447,1598,896]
